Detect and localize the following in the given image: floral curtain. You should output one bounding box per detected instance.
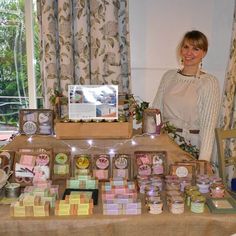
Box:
[219,0,236,182]
[37,0,131,108]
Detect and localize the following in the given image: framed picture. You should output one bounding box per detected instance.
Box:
[68,85,118,120]
[207,196,236,214]
[19,109,54,135]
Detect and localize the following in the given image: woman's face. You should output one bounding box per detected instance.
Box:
[180,40,206,68]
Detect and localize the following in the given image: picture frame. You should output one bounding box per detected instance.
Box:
[19,109,54,135]
[68,85,118,121]
[206,196,236,214]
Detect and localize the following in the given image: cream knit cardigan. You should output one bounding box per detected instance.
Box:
[152,69,220,161]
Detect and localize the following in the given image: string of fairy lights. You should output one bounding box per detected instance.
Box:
[23,132,157,156]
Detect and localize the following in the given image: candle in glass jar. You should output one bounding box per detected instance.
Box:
[210,183,225,198]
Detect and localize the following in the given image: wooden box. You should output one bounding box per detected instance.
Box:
[55,120,133,139]
[19,109,54,135]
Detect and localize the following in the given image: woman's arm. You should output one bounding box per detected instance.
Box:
[198,75,221,161]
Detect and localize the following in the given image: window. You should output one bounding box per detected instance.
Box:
[0,0,41,134]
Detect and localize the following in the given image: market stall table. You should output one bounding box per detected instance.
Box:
[1,133,235,236]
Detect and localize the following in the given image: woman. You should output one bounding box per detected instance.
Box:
[152,30,220,161]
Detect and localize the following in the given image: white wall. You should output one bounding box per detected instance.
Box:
[129,0,235,104]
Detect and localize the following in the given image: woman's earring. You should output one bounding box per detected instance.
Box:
[179,58,184,71]
[196,60,202,79]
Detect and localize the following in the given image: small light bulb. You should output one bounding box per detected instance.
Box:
[71,146,76,152]
[150,135,155,139]
[27,136,32,143]
[109,149,115,155]
[87,139,93,146]
[131,140,136,145]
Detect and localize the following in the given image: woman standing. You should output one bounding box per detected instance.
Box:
[152,30,220,161]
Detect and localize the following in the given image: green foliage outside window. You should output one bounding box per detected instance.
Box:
[0,0,41,129]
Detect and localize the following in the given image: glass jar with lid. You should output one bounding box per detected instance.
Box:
[196,179,210,193]
[166,190,182,201]
[186,190,201,207]
[184,185,199,194]
[190,195,206,213]
[148,199,163,214]
[196,174,209,181]
[180,177,192,192]
[169,196,185,214]
[138,178,151,194]
[209,176,223,185]
[150,176,163,191]
[210,183,225,198]
[144,185,160,205]
[165,180,180,191]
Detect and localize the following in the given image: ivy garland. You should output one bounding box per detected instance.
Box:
[164,122,199,159]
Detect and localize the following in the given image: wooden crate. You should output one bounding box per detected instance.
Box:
[55,120,133,139]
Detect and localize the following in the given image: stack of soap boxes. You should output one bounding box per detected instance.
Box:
[55,192,93,216]
[102,178,141,215]
[66,175,98,189]
[10,184,58,217]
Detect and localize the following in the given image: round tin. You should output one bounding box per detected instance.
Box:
[96,155,109,169]
[55,153,68,165]
[114,155,128,169]
[36,153,50,166]
[23,121,37,135]
[5,183,21,198]
[76,155,90,169]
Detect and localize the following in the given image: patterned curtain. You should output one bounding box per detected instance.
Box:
[219,1,236,183]
[37,0,131,108]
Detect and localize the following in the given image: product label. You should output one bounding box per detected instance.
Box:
[76,155,90,169]
[23,121,37,135]
[114,156,128,169]
[96,155,109,170]
[138,164,152,176]
[176,166,188,178]
[55,153,68,165]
